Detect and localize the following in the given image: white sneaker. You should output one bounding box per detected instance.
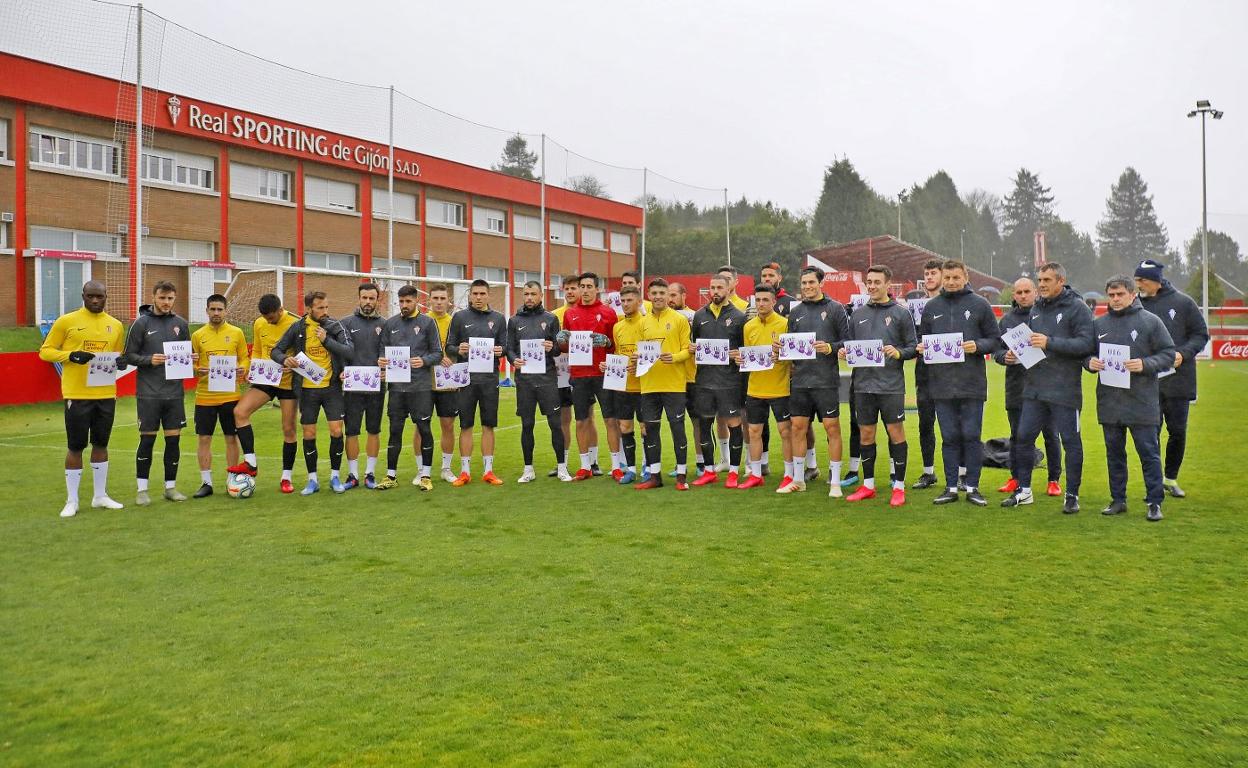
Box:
[440,468,457,484]
[557,468,574,482]
[776,480,807,494]
[60,501,78,518]
[92,496,124,510]
[828,483,842,499]
[517,469,537,484]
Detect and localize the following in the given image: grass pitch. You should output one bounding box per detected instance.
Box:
[2,363,1246,766]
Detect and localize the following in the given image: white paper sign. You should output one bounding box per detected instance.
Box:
[603,353,629,392]
[850,294,870,312]
[555,354,571,388]
[247,358,283,386]
[519,338,547,374]
[567,331,593,367]
[738,345,774,372]
[435,362,470,390]
[343,365,382,392]
[86,352,120,387]
[467,337,495,374]
[1157,367,1176,379]
[207,355,238,393]
[1099,343,1131,389]
[1002,323,1046,369]
[384,346,411,384]
[605,291,624,316]
[778,332,816,361]
[292,352,328,385]
[907,297,929,326]
[635,341,662,377]
[163,340,194,380]
[695,338,730,366]
[844,339,886,368]
[922,333,965,365]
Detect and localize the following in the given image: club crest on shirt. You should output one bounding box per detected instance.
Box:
[174,326,181,336]
[1131,329,1138,341]
[375,327,382,335]
[725,318,732,326]
[541,322,548,330]
[1169,308,1177,320]
[820,311,827,321]
[1056,313,1064,324]
[885,316,892,326]
[964,310,971,320]
[488,321,494,330]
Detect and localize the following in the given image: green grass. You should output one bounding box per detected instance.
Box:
[2,364,1246,766]
[0,326,47,353]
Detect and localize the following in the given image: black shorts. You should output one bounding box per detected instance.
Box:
[458,379,500,429]
[789,387,840,422]
[65,398,116,452]
[137,397,186,433]
[559,386,574,407]
[194,402,238,437]
[746,396,791,425]
[641,391,687,423]
[695,386,743,419]
[388,389,433,424]
[610,391,642,422]
[856,392,906,425]
[516,383,563,419]
[433,390,459,419]
[253,384,296,401]
[300,386,346,425]
[345,391,385,436]
[571,376,611,422]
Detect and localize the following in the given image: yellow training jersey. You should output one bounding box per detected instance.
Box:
[302,316,332,390]
[639,307,691,395]
[612,311,647,393]
[191,322,250,405]
[39,307,125,400]
[728,293,749,312]
[252,311,299,389]
[427,310,454,391]
[743,311,790,399]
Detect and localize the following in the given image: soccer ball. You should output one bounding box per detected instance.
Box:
[226,473,256,499]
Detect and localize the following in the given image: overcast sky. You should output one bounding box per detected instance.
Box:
[140,0,1247,263]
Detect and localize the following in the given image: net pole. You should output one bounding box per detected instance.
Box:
[133,4,144,314]
[387,85,395,276]
[540,133,547,304]
[640,167,648,283]
[723,187,731,268]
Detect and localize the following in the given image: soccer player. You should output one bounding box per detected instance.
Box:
[1085,276,1176,521]
[619,270,653,315]
[688,274,746,488]
[735,284,792,489]
[718,265,750,312]
[910,258,945,490]
[374,285,443,490]
[915,259,1002,507]
[1136,259,1210,498]
[508,280,569,482]
[782,266,850,496]
[759,261,796,316]
[994,277,1063,496]
[560,272,618,480]
[1002,262,1095,513]
[547,275,579,478]
[606,286,647,482]
[424,284,460,483]
[228,294,300,493]
[668,282,695,321]
[189,294,249,498]
[634,278,693,490]
[39,280,126,517]
[338,282,386,489]
[668,281,705,475]
[271,290,354,495]
[840,265,917,506]
[122,280,191,505]
[445,279,507,486]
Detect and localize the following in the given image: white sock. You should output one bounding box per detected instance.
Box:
[783,460,794,478]
[201,470,213,484]
[244,452,257,466]
[483,455,494,473]
[415,460,425,477]
[307,471,318,483]
[558,462,568,475]
[676,464,686,475]
[366,456,377,476]
[91,461,108,497]
[966,486,977,493]
[948,487,959,493]
[524,464,534,474]
[331,468,340,481]
[165,479,176,489]
[959,466,966,478]
[611,451,624,470]
[849,457,860,472]
[580,452,592,471]
[281,468,292,481]
[864,477,876,489]
[590,446,599,464]
[649,463,661,474]
[805,448,816,465]
[387,469,397,479]
[461,457,471,474]
[719,439,730,461]
[66,468,82,503]
[420,464,432,478]
[893,479,905,490]
[349,459,359,477]
[1164,477,1176,484]
[830,461,842,484]
[794,456,806,479]
[924,465,935,474]
[1019,487,1032,496]
[762,450,770,466]
[137,478,149,492]
[749,460,762,477]
[442,452,453,470]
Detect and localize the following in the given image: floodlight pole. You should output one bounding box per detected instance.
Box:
[1188,100,1223,323]
[723,188,731,268]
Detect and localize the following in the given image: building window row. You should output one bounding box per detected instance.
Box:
[142,149,215,191]
[428,199,464,228]
[29,126,121,177]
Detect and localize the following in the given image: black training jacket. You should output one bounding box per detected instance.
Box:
[1022,285,1095,410]
[123,304,191,400]
[847,298,917,395]
[690,301,746,390]
[1139,280,1209,401]
[338,309,388,367]
[993,303,1032,411]
[1085,299,1175,426]
[446,305,507,385]
[270,314,354,394]
[917,287,1002,401]
[506,304,561,389]
[380,311,444,392]
[786,295,850,390]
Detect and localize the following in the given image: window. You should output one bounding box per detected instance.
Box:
[374,261,415,277]
[372,189,418,222]
[142,237,214,261]
[0,119,9,161]
[473,266,508,284]
[513,214,542,240]
[30,226,119,256]
[36,256,92,324]
[231,163,291,202]
[304,176,357,212]
[28,127,121,177]
[304,251,357,272]
[610,231,632,253]
[427,199,465,228]
[0,221,9,251]
[143,149,214,191]
[425,261,466,281]
[230,244,292,267]
[473,206,506,235]
[513,269,542,287]
[582,226,604,250]
[549,221,576,245]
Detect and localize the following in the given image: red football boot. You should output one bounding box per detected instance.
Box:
[280,478,295,494]
[227,461,257,477]
[691,469,718,487]
[724,471,739,489]
[1047,480,1062,497]
[890,488,906,507]
[998,477,1019,494]
[573,468,593,482]
[845,486,876,502]
[737,474,764,490]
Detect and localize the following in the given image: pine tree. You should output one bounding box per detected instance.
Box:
[1097,167,1169,277]
[1001,168,1054,274]
[493,134,538,180]
[811,159,891,245]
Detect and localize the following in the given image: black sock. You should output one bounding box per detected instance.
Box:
[861,443,877,480]
[547,413,565,463]
[236,424,255,458]
[520,419,535,465]
[849,421,861,461]
[136,434,156,480]
[698,418,715,468]
[889,440,908,487]
[643,422,661,468]
[303,438,318,474]
[729,424,743,466]
[282,440,297,472]
[387,420,404,474]
[671,417,687,468]
[163,435,180,482]
[417,420,434,468]
[329,434,344,472]
[622,431,636,470]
